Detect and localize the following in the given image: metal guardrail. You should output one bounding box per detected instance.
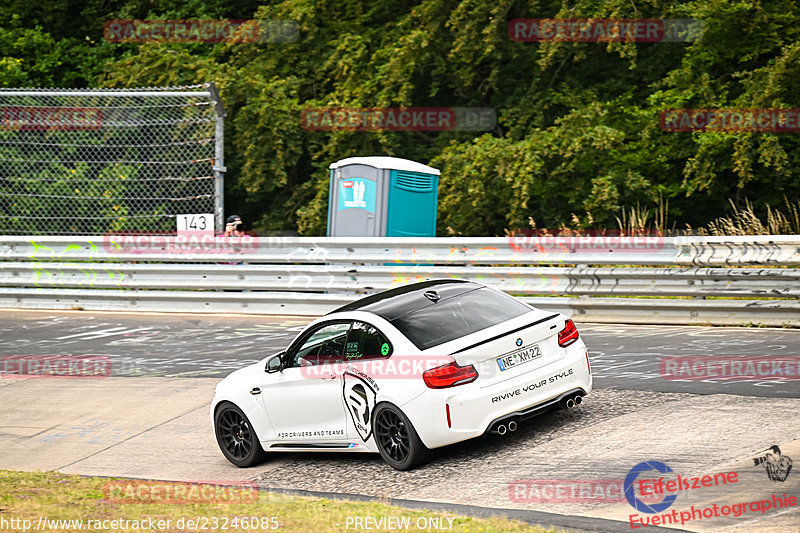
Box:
[1,235,798,326]
[2,234,799,265]
[2,263,799,298]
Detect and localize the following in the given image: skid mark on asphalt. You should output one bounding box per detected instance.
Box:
[580,323,800,397]
[0,311,307,377]
[3,312,799,396]
[252,390,800,531]
[2,311,799,395]
[252,389,687,497]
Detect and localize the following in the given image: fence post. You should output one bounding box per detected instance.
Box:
[208,82,227,234]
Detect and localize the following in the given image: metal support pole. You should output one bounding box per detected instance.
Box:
[208,82,227,234]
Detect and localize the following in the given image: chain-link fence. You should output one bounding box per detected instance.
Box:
[0,83,224,235]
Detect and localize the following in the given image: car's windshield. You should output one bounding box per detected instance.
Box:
[390,287,532,350]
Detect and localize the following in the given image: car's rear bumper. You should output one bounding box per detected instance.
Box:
[403,341,592,449]
[482,386,587,434]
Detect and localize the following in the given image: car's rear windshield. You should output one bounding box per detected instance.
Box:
[390,287,532,350]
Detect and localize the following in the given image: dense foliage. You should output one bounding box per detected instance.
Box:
[2,0,799,235]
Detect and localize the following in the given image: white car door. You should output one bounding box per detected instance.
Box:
[258,321,351,442]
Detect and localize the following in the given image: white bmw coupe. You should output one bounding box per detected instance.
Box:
[211,279,592,470]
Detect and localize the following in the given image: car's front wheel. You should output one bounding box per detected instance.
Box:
[214,402,266,467]
[373,403,430,471]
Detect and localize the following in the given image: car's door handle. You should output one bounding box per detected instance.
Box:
[250,387,262,395]
[320,373,337,380]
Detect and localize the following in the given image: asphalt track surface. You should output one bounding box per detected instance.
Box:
[1,309,799,397]
[1,309,799,532]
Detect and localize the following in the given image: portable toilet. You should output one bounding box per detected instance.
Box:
[327,156,439,237]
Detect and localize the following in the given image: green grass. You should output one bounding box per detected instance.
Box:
[0,470,561,533]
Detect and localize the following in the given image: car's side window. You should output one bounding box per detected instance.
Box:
[343,321,393,361]
[289,322,351,367]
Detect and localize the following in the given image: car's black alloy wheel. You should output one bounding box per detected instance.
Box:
[373,404,429,471]
[214,402,266,467]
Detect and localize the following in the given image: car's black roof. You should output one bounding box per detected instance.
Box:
[329,279,480,322]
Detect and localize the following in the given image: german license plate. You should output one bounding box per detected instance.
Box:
[497,345,542,371]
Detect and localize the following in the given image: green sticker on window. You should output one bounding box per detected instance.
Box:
[381,343,390,356]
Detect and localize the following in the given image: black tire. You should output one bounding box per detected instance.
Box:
[214,402,266,467]
[372,403,430,471]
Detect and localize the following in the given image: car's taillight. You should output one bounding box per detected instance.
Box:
[423,362,478,389]
[558,319,580,347]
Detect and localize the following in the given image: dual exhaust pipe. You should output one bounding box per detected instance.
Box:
[489,390,585,436]
[494,418,518,436]
[562,393,583,410]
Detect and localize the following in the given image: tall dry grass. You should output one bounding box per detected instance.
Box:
[616,196,800,236]
[696,197,800,236]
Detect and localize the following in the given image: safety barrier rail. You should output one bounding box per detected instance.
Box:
[1,235,798,326]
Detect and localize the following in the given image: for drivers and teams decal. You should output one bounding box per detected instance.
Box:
[276,429,345,439]
[343,368,379,442]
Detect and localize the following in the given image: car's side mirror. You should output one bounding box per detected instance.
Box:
[265,354,284,373]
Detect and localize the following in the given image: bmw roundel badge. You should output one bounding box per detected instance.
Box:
[515,338,523,347]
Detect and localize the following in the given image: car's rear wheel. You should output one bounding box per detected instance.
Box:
[214,402,266,467]
[373,403,429,471]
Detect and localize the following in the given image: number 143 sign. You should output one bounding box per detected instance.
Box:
[176,214,214,236]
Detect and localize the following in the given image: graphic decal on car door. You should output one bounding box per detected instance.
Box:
[342,368,378,442]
